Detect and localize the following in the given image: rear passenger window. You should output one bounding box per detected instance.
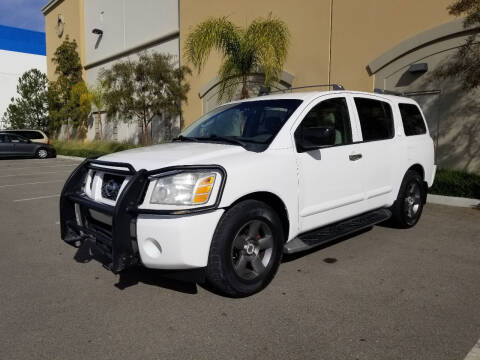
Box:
[354,98,394,141]
[18,131,44,139]
[399,103,427,136]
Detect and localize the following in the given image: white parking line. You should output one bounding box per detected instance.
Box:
[464,338,480,360]
[13,194,60,202]
[0,180,64,188]
[0,170,72,178]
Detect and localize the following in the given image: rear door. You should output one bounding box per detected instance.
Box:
[0,134,14,156]
[350,95,398,209]
[293,95,365,232]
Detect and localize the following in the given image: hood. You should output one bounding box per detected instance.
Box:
[98,142,246,171]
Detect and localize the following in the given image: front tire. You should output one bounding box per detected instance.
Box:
[36,148,48,159]
[390,170,425,228]
[206,200,284,297]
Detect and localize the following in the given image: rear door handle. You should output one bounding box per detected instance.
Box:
[349,153,362,161]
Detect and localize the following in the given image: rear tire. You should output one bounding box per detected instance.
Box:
[206,200,284,297]
[36,148,48,159]
[390,170,425,228]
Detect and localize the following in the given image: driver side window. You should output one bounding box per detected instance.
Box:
[295,97,353,148]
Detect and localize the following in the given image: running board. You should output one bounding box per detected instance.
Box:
[284,208,392,254]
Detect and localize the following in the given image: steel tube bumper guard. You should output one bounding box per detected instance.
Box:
[60,159,227,273]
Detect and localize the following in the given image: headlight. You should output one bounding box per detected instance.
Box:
[82,169,94,196]
[149,171,218,206]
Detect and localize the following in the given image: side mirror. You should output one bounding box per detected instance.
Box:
[296,126,336,152]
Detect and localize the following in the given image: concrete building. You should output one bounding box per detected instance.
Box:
[43,0,480,172]
[0,25,46,130]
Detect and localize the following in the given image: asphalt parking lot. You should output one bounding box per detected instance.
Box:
[0,157,479,360]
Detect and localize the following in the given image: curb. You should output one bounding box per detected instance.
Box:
[427,194,479,208]
[57,154,85,161]
[463,338,480,360]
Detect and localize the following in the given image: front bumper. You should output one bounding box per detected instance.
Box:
[60,159,225,273]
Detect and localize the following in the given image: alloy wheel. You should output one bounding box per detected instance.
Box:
[404,181,421,224]
[231,220,274,281]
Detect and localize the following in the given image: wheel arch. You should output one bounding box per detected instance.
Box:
[407,163,425,180]
[226,191,290,242]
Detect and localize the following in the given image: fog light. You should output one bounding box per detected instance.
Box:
[144,237,162,258]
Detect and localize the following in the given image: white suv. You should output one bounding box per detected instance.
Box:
[60,90,436,297]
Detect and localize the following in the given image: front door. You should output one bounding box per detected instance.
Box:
[294,95,365,233]
[10,134,34,156]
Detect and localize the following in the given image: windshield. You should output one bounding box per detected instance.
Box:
[179,99,303,151]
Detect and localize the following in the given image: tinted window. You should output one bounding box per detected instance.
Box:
[295,97,352,147]
[11,130,44,139]
[399,103,426,136]
[354,98,394,141]
[9,134,29,143]
[0,134,9,143]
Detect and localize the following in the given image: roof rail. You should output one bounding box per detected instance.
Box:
[374,88,441,97]
[373,88,403,96]
[260,84,345,96]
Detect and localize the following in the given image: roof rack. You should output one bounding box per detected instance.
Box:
[259,84,344,96]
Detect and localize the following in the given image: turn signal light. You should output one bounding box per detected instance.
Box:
[193,175,216,204]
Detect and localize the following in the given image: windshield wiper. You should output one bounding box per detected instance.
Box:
[172,135,200,142]
[197,134,248,148]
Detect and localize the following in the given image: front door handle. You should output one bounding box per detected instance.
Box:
[349,153,362,161]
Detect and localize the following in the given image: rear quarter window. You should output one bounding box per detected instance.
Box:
[354,97,394,141]
[399,103,427,136]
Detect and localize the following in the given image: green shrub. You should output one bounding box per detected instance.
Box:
[52,140,141,158]
[429,168,480,199]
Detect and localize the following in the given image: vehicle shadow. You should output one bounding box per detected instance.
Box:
[115,267,199,295]
[73,242,199,294]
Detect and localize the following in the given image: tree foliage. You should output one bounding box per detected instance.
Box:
[100,52,191,144]
[2,69,49,131]
[184,14,290,101]
[435,0,480,88]
[68,82,91,139]
[47,36,85,139]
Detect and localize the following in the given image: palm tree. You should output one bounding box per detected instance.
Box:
[184,14,290,101]
[88,84,105,140]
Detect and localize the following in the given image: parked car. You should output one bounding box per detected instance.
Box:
[0,132,56,159]
[60,90,436,297]
[1,129,50,144]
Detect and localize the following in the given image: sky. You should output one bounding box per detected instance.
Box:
[0,0,47,33]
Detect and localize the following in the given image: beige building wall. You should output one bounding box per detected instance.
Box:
[330,0,454,91]
[179,0,333,127]
[43,0,85,81]
[179,0,455,127]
